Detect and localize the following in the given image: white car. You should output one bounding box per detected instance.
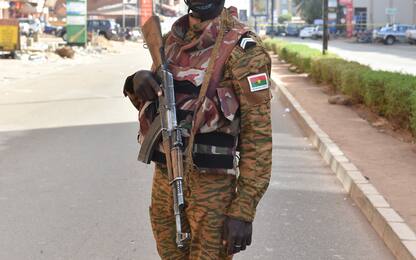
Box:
[18,18,40,36]
[406,29,416,44]
[299,27,316,39]
[312,26,324,39]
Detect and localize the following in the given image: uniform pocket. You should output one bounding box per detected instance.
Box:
[216,87,239,122]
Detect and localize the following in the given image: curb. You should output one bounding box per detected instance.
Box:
[271,71,416,260]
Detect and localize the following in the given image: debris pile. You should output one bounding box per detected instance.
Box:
[55,47,75,59]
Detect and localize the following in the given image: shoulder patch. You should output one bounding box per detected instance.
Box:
[238,33,257,50]
[248,73,269,92]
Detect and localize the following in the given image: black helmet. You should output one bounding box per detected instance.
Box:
[184,0,226,21]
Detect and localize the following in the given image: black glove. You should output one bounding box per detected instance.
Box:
[222,217,253,256]
[123,70,162,102]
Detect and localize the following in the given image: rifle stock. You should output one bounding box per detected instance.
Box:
[142,16,164,69]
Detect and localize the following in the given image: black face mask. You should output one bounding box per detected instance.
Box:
[184,0,225,21]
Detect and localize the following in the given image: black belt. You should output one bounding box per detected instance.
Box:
[152,151,235,169]
[151,132,236,169]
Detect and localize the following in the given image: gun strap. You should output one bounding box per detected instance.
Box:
[185,9,227,174]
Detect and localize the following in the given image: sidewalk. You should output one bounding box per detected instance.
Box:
[0,37,137,88]
[270,55,416,258]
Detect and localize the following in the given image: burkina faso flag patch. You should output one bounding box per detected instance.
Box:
[248,73,269,92]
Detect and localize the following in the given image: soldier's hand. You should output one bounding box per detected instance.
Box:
[123,70,162,102]
[222,217,253,255]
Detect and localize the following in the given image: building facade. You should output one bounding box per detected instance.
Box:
[0,0,10,19]
[353,0,416,27]
[275,0,297,16]
[226,0,250,22]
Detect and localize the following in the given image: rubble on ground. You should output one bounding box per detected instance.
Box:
[55,46,75,59]
[2,34,121,62]
[328,95,353,106]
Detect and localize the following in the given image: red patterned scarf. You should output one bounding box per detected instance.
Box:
[165,7,249,98]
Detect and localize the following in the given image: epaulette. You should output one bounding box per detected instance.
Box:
[238,32,257,50]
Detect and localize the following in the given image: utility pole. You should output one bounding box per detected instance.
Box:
[323,0,329,55]
[122,0,126,29]
[271,0,275,34]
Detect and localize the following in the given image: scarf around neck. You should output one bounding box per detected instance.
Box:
[164,7,249,99]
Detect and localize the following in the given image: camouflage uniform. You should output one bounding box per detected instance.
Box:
[131,8,272,260]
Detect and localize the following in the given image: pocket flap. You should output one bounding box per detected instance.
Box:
[216,87,239,121]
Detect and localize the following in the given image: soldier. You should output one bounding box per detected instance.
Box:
[123,0,272,259]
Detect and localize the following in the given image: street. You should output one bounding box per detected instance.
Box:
[279,37,416,75]
[0,43,394,259]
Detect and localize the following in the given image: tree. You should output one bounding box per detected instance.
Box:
[293,0,322,24]
[278,14,292,24]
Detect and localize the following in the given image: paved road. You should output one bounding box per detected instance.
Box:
[0,44,393,259]
[279,37,416,75]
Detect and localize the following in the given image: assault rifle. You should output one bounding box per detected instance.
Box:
[138,16,190,248]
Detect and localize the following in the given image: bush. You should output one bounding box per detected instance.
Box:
[268,43,325,73]
[339,62,370,103]
[360,70,391,115]
[410,92,416,136]
[383,75,416,128]
[267,39,416,135]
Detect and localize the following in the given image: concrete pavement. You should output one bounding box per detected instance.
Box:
[0,43,393,259]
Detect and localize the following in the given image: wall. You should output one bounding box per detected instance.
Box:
[225,0,250,18]
[353,0,415,26]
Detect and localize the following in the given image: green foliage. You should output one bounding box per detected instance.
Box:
[410,92,416,136]
[268,40,416,135]
[383,75,416,127]
[266,42,329,73]
[293,0,322,24]
[360,70,390,114]
[338,62,369,103]
[278,14,292,24]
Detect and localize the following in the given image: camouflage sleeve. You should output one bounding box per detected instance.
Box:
[225,34,273,222]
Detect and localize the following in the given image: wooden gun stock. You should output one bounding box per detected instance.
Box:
[142,16,165,69]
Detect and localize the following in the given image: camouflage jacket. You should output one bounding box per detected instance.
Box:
[169,12,272,222]
[127,9,272,222]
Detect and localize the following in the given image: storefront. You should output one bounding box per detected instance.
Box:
[4,0,46,18]
[353,0,416,28]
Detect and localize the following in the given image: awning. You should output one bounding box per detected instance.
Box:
[20,2,37,14]
[0,1,10,9]
[44,0,57,8]
[91,3,139,16]
[10,0,40,3]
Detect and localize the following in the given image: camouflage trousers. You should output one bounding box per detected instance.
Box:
[149,164,237,260]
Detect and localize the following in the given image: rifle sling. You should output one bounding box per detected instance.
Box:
[184,9,228,174]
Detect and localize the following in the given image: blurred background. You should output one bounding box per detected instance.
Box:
[0,1,415,259]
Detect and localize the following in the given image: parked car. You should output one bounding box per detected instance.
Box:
[43,23,62,35]
[374,24,416,45]
[18,18,40,36]
[285,23,304,37]
[299,27,316,39]
[311,26,324,39]
[406,29,416,44]
[122,27,142,41]
[87,19,120,40]
[266,25,286,36]
[57,19,120,41]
